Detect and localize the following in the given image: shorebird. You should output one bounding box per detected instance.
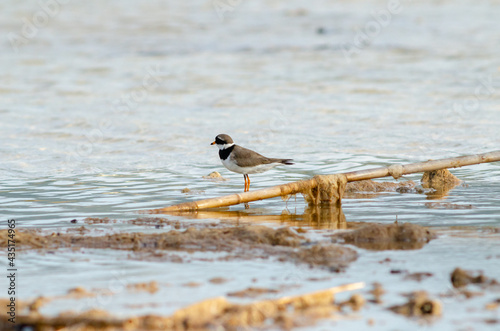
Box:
[211,134,293,192]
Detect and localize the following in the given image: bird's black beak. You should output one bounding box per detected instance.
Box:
[211,141,216,145]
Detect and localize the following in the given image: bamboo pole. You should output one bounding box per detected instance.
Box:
[146,150,500,213]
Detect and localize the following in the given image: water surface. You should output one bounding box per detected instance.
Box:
[1,0,500,329]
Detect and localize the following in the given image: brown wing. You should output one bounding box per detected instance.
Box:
[231,145,275,167]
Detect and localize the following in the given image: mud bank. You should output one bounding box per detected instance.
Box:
[0,225,357,271]
[331,223,436,250]
[1,283,364,331]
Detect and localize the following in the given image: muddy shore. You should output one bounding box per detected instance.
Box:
[2,215,498,330]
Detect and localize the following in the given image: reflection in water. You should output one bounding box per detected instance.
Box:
[302,202,347,230]
[424,182,461,200]
[163,203,347,230]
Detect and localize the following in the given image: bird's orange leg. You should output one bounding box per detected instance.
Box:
[243,174,250,208]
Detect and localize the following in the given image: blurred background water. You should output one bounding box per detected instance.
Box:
[1,0,500,329]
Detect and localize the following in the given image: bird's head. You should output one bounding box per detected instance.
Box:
[211,134,235,150]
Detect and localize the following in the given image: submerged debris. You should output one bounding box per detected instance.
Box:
[331,223,436,250]
[389,291,442,317]
[450,268,497,288]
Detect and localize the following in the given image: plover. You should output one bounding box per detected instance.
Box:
[211,134,293,192]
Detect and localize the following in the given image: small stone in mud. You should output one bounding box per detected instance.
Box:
[451,268,490,288]
[70,219,78,223]
[181,188,190,193]
[389,291,441,317]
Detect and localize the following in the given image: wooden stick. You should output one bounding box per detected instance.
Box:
[146,150,500,212]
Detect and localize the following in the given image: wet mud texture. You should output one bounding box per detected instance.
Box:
[331,223,436,250]
[0,225,357,271]
[1,284,363,331]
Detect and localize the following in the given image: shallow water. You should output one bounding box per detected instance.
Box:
[1,0,500,329]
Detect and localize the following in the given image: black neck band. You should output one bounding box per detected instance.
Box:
[219,145,235,160]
